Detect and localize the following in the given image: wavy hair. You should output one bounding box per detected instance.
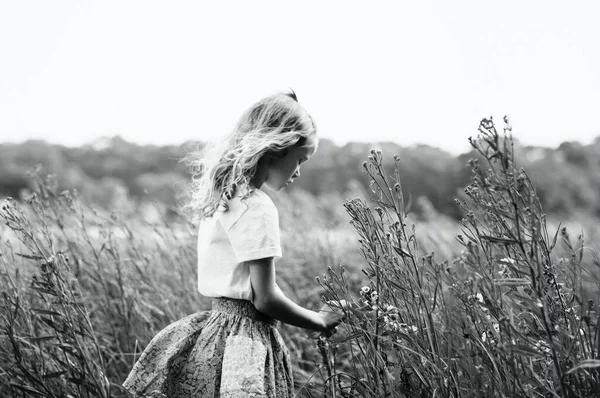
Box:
[182,90,317,221]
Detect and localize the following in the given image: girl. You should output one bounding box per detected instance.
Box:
[122,90,344,397]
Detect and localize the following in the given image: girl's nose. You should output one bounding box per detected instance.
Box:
[293,169,300,179]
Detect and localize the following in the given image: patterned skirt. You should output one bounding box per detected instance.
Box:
[122,298,294,397]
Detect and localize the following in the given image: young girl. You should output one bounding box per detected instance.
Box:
[122,91,344,397]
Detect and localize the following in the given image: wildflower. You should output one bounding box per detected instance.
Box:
[370,290,378,306]
[360,286,371,298]
[386,305,399,321]
[499,257,515,265]
[535,299,543,308]
[467,293,484,304]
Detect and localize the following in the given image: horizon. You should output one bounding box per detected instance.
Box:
[5,130,599,158]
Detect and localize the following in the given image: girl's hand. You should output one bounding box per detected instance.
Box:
[317,300,346,333]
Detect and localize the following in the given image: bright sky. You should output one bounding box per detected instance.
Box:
[1,0,599,155]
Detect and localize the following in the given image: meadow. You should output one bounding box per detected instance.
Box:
[1,118,600,397]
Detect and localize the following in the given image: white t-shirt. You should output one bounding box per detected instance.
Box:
[197,188,282,301]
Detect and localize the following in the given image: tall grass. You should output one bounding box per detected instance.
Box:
[1,117,599,397]
[316,117,600,397]
[0,172,203,397]
[0,169,363,397]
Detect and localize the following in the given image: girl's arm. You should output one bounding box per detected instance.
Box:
[248,257,342,332]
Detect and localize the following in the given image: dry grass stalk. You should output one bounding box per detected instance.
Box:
[316,117,600,397]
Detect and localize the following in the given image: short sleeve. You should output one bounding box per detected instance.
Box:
[227,201,282,263]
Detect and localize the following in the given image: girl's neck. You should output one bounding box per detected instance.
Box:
[250,158,268,189]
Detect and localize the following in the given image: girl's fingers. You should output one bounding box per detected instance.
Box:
[320,326,339,339]
[326,299,351,310]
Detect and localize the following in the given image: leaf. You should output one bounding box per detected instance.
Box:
[503,344,543,358]
[330,332,363,344]
[31,286,58,296]
[15,253,44,260]
[494,278,531,286]
[139,300,166,317]
[55,343,82,358]
[549,222,562,251]
[29,335,57,343]
[43,370,68,379]
[10,383,47,396]
[393,246,413,259]
[386,279,407,293]
[31,308,63,317]
[480,235,518,245]
[39,316,64,331]
[566,359,600,374]
[67,377,98,392]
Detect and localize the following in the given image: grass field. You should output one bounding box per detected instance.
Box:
[2,119,600,397]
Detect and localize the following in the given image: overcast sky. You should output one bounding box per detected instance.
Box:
[1,0,599,155]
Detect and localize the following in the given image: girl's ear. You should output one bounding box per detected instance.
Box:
[262,148,288,166]
[260,152,275,166]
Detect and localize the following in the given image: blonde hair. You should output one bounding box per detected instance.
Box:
[182,90,317,221]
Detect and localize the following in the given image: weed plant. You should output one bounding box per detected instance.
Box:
[0,172,202,397]
[0,170,359,397]
[316,117,600,397]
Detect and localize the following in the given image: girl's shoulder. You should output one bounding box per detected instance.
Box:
[218,188,277,228]
[228,186,273,209]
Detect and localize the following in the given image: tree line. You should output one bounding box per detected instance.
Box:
[1,134,599,220]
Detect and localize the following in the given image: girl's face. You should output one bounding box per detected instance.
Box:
[264,135,317,191]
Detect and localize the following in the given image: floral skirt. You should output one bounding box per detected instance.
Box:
[122,298,294,397]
